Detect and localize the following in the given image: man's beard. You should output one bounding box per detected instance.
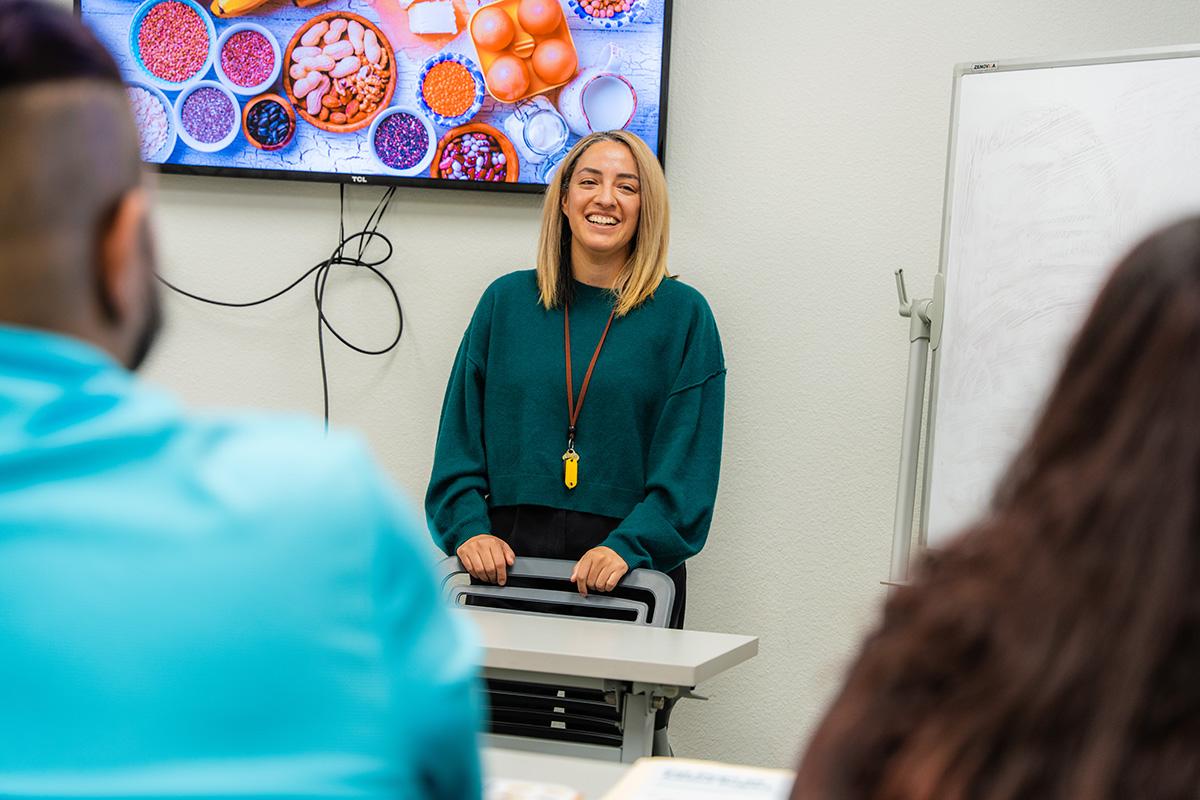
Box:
[127,282,160,371]
[127,219,162,371]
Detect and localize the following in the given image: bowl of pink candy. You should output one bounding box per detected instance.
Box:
[214,23,282,98]
[128,0,216,91]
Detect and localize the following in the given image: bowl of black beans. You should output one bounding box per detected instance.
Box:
[242,93,295,151]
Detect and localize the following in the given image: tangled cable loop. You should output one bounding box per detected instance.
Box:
[157,185,403,430]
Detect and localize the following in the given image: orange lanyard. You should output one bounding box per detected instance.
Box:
[562,303,616,488]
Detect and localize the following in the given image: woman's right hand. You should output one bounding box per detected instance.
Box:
[456,534,516,586]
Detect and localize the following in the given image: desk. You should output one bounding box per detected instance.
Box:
[484,747,628,799]
[462,608,758,762]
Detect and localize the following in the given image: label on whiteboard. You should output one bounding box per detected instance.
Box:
[971,62,998,71]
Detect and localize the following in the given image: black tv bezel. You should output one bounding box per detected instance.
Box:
[76,0,672,195]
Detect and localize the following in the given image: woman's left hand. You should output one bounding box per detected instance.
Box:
[570,547,628,596]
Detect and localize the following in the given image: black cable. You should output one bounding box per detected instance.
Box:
[156,184,404,432]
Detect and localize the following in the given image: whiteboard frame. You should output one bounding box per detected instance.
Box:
[917,43,1200,552]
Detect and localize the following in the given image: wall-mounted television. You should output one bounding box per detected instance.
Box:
[78,0,672,193]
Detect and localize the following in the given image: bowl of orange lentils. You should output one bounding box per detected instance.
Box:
[416,52,486,127]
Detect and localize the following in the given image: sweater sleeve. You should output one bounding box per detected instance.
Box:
[600,300,726,573]
[425,299,493,555]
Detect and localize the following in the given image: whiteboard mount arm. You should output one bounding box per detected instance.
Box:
[896,269,934,339]
[889,269,936,588]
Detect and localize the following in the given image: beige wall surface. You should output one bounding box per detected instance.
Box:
[70,0,1199,769]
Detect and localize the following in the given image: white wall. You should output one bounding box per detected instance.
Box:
[96,0,1199,769]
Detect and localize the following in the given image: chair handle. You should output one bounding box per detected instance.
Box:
[437,555,675,628]
[447,584,652,624]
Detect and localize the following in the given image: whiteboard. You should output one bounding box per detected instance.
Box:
[922,47,1200,548]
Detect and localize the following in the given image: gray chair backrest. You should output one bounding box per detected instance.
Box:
[437,556,675,628]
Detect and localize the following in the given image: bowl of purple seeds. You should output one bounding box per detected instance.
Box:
[174,80,240,152]
[368,106,436,177]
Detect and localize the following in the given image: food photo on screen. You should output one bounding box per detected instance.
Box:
[78,0,671,192]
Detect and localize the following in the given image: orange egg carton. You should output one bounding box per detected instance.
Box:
[469,0,580,104]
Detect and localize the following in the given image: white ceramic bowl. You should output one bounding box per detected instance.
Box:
[214,22,283,97]
[369,106,437,177]
[174,80,241,153]
[128,0,216,91]
[125,80,178,163]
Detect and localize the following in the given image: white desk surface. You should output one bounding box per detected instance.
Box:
[461,608,759,686]
[485,747,627,799]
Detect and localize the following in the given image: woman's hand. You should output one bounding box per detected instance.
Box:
[456,534,516,585]
[570,547,628,596]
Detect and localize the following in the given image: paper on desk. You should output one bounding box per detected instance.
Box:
[600,758,794,800]
[486,777,582,800]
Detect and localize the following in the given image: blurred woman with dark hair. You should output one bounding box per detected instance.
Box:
[792,218,1200,799]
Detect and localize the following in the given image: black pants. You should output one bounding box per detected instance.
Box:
[483,504,685,732]
[487,504,687,629]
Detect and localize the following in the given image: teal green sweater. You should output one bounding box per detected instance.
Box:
[425,270,726,574]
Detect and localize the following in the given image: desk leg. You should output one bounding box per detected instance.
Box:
[620,691,655,763]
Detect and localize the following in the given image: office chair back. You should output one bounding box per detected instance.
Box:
[437,556,674,628]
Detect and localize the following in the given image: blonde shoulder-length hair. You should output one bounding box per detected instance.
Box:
[535,130,670,316]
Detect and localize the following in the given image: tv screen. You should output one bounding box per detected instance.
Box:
[78,0,672,193]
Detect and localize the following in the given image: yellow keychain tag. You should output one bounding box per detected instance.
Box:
[562,449,579,490]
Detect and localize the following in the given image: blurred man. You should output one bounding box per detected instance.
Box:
[0,3,481,797]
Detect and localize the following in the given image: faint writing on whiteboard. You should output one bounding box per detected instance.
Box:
[925,56,1200,547]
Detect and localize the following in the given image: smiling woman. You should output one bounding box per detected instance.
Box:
[556,139,643,284]
[425,130,725,641]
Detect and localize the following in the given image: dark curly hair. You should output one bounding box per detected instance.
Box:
[793,217,1200,799]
